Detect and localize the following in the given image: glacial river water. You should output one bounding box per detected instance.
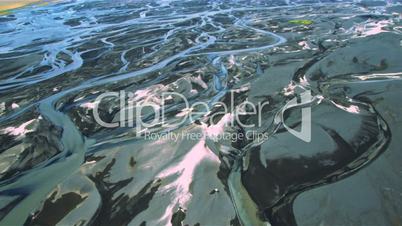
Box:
[0,0,402,225]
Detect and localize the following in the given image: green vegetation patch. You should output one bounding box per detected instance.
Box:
[289,19,313,25]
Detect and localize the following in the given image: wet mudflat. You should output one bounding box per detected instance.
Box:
[0,0,402,225]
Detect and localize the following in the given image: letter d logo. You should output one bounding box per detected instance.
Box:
[278,90,312,142]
